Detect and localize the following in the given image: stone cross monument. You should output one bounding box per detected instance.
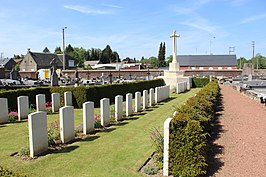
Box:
[50,58,59,86]
[169,30,180,71]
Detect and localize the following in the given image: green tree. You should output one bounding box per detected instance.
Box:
[43,47,50,53]
[166,55,173,66]
[54,46,62,54]
[100,45,113,64]
[65,44,74,54]
[149,56,159,68]
[158,42,166,67]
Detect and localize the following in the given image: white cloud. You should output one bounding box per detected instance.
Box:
[180,17,217,34]
[102,3,123,9]
[240,13,266,24]
[64,5,113,15]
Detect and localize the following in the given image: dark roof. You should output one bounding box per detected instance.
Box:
[29,52,63,68]
[0,58,13,65]
[177,55,237,66]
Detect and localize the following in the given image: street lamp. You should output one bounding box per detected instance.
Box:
[62,27,67,70]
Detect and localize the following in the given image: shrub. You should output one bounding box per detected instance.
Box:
[48,121,61,146]
[169,81,219,176]
[149,127,163,166]
[8,111,18,123]
[192,78,209,88]
[94,115,102,128]
[19,147,30,157]
[143,164,159,175]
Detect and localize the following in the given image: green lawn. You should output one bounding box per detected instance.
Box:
[0,89,200,177]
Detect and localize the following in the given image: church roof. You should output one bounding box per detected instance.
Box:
[178,55,237,66]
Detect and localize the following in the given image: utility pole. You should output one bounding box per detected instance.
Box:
[0,53,3,60]
[62,27,67,70]
[252,41,255,69]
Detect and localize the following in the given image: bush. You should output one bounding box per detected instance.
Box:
[143,164,159,175]
[48,121,60,146]
[192,78,209,88]
[169,81,219,176]
[8,111,18,123]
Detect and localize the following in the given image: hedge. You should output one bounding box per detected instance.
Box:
[0,79,165,110]
[169,81,219,176]
[192,78,209,88]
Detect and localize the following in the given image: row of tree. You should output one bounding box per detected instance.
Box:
[237,54,266,69]
[41,42,167,68]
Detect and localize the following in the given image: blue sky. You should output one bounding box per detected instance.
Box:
[0,0,265,60]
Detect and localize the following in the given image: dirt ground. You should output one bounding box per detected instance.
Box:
[207,85,266,177]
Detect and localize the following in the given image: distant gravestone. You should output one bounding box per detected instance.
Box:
[143,90,148,110]
[83,102,94,134]
[155,88,159,103]
[60,106,75,143]
[0,98,8,124]
[149,88,154,107]
[115,95,123,121]
[36,94,46,112]
[17,96,29,121]
[28,111,48,158]
[126,93,133,116]
[100,98,110,126]
[135,92,141,112]
[50,58,59,86]
[64,91,72,106]
[52,93,60,112]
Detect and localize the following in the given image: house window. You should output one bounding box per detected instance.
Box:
[218,67,223,70]
[191,67,196,70]
[69,60,75,67]
[209,67,213,70]
[199,67,203,70]
[227,67,232,70]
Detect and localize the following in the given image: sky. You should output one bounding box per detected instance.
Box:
[0,0,265,60]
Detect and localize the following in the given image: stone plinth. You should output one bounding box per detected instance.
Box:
[28,111,48,157]
[163,69,192,90]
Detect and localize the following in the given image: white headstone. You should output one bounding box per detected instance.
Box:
[143,90,148,110]
[163,118,172,176]
[36,94,46,112]
[155,87,159,103]
[52,92,60,112]
[100,98,110,126]
[60,106,75,143]
[64,91,72,106]
[17,96,29,121]
[135,92,141,112]
[0,98,8,124]
[115,95,123,121]
[149,88,154,107]
[28,111,48,157]
[83,101,94,134]
[126,93,133,116]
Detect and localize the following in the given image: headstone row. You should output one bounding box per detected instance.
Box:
[176,82,187,94]
[155,85,170,103]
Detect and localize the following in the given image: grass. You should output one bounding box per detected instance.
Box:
[0,88,200,177]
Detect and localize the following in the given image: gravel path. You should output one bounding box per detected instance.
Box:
[209,85,266,177]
